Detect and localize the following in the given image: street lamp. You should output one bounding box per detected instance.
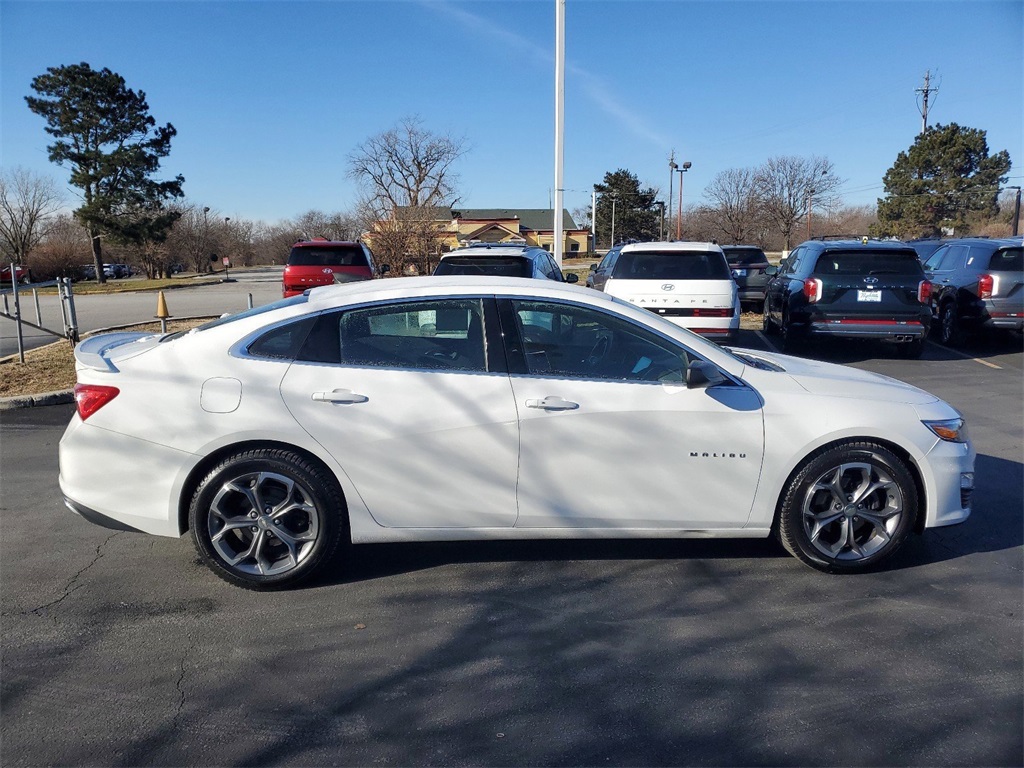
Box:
[675,161,692,240]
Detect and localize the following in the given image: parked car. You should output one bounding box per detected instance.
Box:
[722,245,772,309]
[60,277,975,589]
[905,238,945,263]
[587,245,623,291]
[763,239,932,357]
[1,263,31,284]
[590,241,740,342]
[433,243,577,282]
[282,239,376,298]
[922,237,1023,345]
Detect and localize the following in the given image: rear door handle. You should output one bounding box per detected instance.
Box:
[312,388,368,404]
[525,396,579,411]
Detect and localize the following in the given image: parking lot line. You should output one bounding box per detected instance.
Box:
[925,340,1003,370]
[753,329,778,352]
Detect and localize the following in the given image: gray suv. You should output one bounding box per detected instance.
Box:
[923,237,1023,345]
[434,244,577,282]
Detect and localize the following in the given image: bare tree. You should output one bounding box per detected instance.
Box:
[702,167,762,244]
[754,156,842,249]
[348,116,466,217]
[162,203,218,274]
[0,167,65,265]
[27,213,89,280]
[292,209,362,241]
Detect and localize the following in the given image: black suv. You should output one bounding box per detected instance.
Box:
[722,245,771,308]
[923,237,1023,345]
[763,239,932,357]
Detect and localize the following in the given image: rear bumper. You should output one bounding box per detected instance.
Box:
[806,318,929,341]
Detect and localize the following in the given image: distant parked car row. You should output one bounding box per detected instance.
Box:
[80,263,132,280]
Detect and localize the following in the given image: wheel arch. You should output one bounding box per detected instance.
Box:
[177,439,349,536]
[771,436,927,536]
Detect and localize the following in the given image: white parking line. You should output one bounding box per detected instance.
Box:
[925,340,1003,370]
[753,329,779,352]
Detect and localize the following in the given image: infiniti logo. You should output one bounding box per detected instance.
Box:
[661,284,675,291]
[863,276,878,284]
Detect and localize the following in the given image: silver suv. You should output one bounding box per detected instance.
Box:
[433,244,578,282]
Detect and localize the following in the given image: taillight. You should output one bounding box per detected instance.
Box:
[978,274,994,299]
[74,384,119,421]
[803,278,822,303]
[918,280,932,303]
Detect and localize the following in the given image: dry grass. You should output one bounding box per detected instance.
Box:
[0,319,208,398]
[33,277,221,296]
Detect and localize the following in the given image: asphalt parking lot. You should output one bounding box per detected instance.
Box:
[1,322,1021,766]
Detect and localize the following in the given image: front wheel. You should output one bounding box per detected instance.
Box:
[776,442,918,573]
[189,449,346,590]
[938,302,964,347]
[762,298,778,335]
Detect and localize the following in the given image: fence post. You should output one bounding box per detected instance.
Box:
[247,292,253,309]
[33,288,42,325]
[11,266,25,363]
[65,278,80,342]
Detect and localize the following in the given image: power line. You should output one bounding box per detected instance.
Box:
[915,70,940,134]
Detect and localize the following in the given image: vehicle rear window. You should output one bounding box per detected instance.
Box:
[287,246,367,267]
[723,248,768,266]
[813,250,924,277]
[612,250,730,280]
[434,257,532,278]
[988,248,1023,272]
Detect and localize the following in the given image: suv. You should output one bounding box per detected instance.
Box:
[282,239,376,298]
[433,243,578,282]
[722,245,771,308]
[763,239,931,357]
[591,241,740,342]
[923,237,1023,345]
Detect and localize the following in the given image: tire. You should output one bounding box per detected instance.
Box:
[776,442,918,573]
[189,449,346,590]
[897,338,924,359]
[762,298,778,335]
[938,301,964,347]
[780,308,801,352]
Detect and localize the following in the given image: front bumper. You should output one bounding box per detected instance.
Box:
[921,436,975,529]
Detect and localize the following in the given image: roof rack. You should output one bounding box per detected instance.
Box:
[813,234,870,241]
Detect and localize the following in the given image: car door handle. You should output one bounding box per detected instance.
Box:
[312,388,368,404]
[525,396,579,411]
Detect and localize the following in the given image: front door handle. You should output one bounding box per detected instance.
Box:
[525,396,579,411]
[312,388,368,404]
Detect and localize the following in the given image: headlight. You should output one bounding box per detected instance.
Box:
[923,418,969,443]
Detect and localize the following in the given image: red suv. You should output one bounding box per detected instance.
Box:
[282,239,377,298]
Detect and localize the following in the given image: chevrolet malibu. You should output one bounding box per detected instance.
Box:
[60,277,975,589]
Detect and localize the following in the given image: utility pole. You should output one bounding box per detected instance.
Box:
[668,151,677,240]
[553,0,565,266]
[1009,186,1022,237]
[916,70,939,134]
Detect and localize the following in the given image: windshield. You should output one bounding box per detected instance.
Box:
[434,257,532,277]
[287,246,367,267]
[612,250,731,280]
[813,250,924,276]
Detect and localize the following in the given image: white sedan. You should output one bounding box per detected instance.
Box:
[59,277,974,589]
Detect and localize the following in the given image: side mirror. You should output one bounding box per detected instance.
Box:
[565,273,579,283]
[590,263,598,270]
[378,264,390,276]
[765,265,779,276]
[685,360,725,389]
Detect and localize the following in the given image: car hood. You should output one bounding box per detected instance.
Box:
[731,347,939,405]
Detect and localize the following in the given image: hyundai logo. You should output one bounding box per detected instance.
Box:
[863,276,878,284]
[322,268,333,274]
[661,284,675,291]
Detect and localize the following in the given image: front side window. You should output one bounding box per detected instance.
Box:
[508,300,691,382]
[298,298,488,372]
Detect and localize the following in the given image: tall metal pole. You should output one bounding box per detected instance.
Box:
[676,170,683,240]
[1012,187,1022,237]
[610,196,617,248]
[668,158,677,240]
[807,189,814,239]
[553,0,566,266]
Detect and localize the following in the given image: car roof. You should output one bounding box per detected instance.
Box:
[292,239,360,248]
[939,237,1023,248]
[803,239,919,252]
[620,241,724,254]
[440,245,538,259]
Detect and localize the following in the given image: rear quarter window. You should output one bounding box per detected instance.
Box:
[813,250,924,277]
[612,250,730,280]
[288,246,368,267]
[988,247,1023,272]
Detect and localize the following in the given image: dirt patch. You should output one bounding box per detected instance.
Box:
[0,319,208,398]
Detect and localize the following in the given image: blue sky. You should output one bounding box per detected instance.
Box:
[2,0,1021,225]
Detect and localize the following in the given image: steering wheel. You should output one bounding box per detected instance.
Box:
[585,335,611,368]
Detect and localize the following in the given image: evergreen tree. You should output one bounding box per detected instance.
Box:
[874,123,1010,239]
[593,169,660,248]
[26,62,184,282]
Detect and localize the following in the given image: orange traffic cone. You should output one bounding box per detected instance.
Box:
[155,290,172,332]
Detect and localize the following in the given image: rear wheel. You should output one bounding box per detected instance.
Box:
[762,298,778,335]
[780,308,801,352]
[776,442,917,573]
[189,449,346,590]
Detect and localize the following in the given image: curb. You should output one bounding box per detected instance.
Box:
[1,315,216,412]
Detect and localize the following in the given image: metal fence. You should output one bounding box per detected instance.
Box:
[1,264,79,363]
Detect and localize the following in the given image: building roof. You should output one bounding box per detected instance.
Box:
[447,208,580,231]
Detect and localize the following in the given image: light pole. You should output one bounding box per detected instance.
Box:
[655,201,665,240]
[668,159,677,238]
[675,161,691,240]
[1008,186,1021,236]
[610,194,618,248]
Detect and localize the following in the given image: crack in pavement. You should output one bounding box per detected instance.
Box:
[21,532,124,619]
[172,633,199,730]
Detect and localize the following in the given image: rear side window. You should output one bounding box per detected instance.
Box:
[247,317,316,360]
[988,247,1023,272]
[612,250,730,280]
[288,246,368,267]
[813,250,924,277]
[434,257,532,278]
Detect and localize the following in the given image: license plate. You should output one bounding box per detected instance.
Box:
[857,290,882,302]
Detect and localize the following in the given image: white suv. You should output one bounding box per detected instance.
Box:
[595,241,740,342]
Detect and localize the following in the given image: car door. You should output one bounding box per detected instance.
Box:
[279,297,520,528]
[768,247,801,323]
[924,244,967,305]
[500,298,765,530]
